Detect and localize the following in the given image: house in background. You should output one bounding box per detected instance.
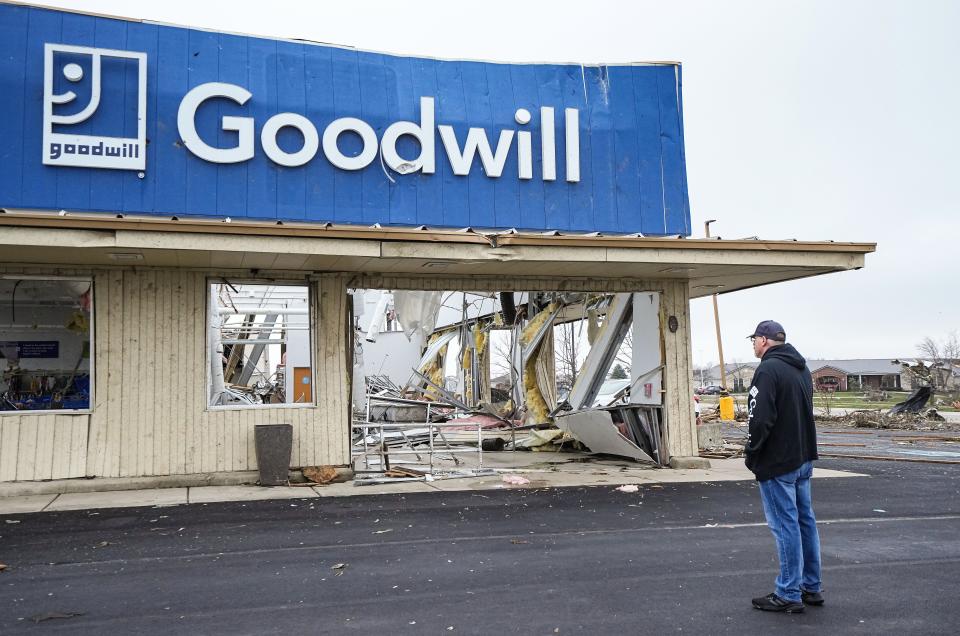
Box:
[700,362,758,392]
[700,359,907,393]
[808,359,904,391]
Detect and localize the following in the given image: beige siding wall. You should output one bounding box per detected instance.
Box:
[1,268,351,482]
[1,266,698,482]
[0,414,88,482]
[660,280,698,457]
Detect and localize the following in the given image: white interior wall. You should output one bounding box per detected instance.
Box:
[630,292,663,405]
[358,330,425,388]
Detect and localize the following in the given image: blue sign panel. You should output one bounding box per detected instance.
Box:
[0,4,691,235]
[0,341,60,359]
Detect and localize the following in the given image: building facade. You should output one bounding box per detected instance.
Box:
[0,3,874,487]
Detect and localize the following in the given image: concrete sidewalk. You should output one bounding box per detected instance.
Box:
[0,455,864,515]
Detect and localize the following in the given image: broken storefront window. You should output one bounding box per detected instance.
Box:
[208,282,312,407]
[351,289,670,472]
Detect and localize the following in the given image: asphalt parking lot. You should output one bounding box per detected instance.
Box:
[1,456,958,635]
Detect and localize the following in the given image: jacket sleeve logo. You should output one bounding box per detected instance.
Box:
[42,44,147,171]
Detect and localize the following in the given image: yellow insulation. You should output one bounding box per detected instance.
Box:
[520,303,558,424]
[462,323,490,406]
[462,340,473,404]
[421,332,448,400]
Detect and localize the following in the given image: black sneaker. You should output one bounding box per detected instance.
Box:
[752,593,805,613]
[802,590,825,606]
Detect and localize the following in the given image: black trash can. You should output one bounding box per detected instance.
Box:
[254,424,293,486]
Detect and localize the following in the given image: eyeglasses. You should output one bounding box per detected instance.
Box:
[750,336,766,344]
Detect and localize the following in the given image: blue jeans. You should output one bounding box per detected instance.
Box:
[758,461,822,602]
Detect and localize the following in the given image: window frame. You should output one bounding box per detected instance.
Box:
[205,279,315,411]
[0,274,94,416]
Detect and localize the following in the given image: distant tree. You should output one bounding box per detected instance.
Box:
[916,331,960,389]
[555,321,582,394]
[610,363,628,379]
[614,330,633,375]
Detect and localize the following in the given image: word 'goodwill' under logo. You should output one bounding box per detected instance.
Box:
[43,44,147,171]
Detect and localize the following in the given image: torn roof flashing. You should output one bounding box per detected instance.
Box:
[0,210,875,299]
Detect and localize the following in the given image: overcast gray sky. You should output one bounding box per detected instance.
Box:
[39,0,960,365]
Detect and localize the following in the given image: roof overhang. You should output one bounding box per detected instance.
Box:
[0,211,875,298]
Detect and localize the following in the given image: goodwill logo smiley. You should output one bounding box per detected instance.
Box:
[42,43,147,171]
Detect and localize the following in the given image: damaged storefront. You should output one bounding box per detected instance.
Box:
[0,3,873,488]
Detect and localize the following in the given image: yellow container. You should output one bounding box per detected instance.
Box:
[719,395,735,421]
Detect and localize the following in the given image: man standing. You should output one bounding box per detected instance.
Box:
[744,320,823,613]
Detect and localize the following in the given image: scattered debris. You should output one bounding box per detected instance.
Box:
[302,465,341,485]
[510,539,530,544]
[0,563,8,572]
[350,289,674,486]
[384,467,427,479]
[29,611,84,623]
[501,474,531,486]
[372,529,393,535]
[331,563,348,576]
[889,386,933,415]
[615,484,640,493]
[5,519,21,524]
[818,442,866,447]
[700,443,744,459]
[842,410,959,431]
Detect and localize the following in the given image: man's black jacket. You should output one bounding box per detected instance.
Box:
[744,343,818,481]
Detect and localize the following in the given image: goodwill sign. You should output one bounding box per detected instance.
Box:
[0,3,691,235]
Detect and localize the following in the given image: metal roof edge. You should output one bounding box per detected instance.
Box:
[0,210,877,254]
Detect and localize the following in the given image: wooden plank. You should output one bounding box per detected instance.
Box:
[17,414,38,481]
[154,271,171,476]
[104,270,125,477]
[246,408,258,470]
[662,281,696,457]
[0,418,21,482]
[672,281,691,456]
[318,276,349,465]
[87,271,107,476]
[196,275,209,472]
[50,415,72,480]
[139,269,156,477]
[224,407,235,473]
[676,282,696,456]
[70,415,88,478]
[166,270,189,475]
[181,271,194,474]
[188,273,203,474]
[117,270,132,476]
[32,416,55,481]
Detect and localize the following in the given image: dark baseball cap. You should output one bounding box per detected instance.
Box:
[748,320,786,340]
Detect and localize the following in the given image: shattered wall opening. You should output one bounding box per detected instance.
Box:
[349,287,672,475]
